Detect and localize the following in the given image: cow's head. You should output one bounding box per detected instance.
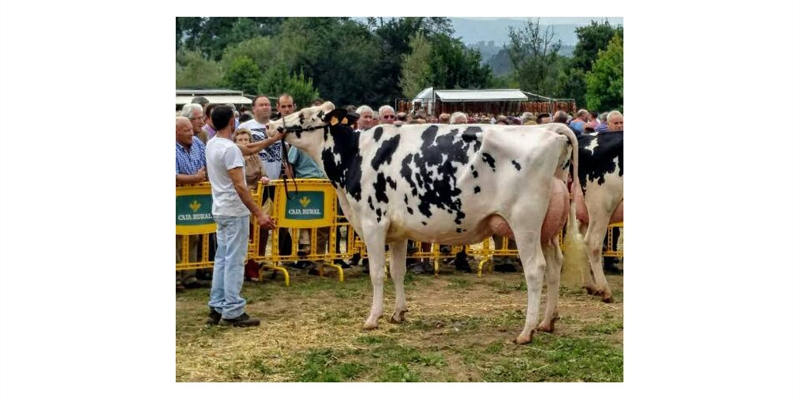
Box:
[265,101,335,157]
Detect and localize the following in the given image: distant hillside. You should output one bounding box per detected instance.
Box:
[470,42,574,77]
[452,18,588,47]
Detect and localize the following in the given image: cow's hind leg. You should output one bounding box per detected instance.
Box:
[584,215,614,302]
[388,240,409,323]
[514,231,546,345]
[362,228,387,329]
[538,237,562,333]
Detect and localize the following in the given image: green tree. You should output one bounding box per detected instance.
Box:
[176,17,286,60]
[277,18,382,107]
[572,20,623,72]
[176,49,223,88]
[585,33,623,112]
[223,56,261,95]
[428,33,493,90]
[556,19,623,106]
[400,33,433,99]
[260,64,320,108]
[505,19,562,96]
[220,36,279,73]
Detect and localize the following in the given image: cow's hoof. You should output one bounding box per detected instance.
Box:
[537,321,555,333]
[362,321,379,330]
[390,309,407,324]
[584,285,599,295]
[602,293,614,303]
[515,333,533,345]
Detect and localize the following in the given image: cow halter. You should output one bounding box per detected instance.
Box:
[277,117,330,199]
[276,116,330,138]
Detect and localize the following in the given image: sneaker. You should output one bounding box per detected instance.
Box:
[221,312,261,327]
[207,307,222,325]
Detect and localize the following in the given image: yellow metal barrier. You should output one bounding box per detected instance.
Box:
[175,182,263,271]
[603,222,624,258]
[177,180,623,283]
[252,179,353,285]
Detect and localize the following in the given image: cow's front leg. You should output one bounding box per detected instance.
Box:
[538,238,562,333]
[362,228,387,330]
[388,240,409,323]
[514,232,546,345]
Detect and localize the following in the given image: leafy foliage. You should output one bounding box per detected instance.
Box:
[429,33,493,90]
[175,17,623,111]
[555,20,623,107]
[259,64,319,108]
[585,33,623,112]
[572,20,623,72]
[400,33,433,99]
[505,19,563,96]
[223,56,261,95]
[176,49,223,89]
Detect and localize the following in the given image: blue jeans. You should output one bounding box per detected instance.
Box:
[208,215,250,319]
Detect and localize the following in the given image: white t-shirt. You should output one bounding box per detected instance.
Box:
[205,136,250,217]
[239,118,283,180]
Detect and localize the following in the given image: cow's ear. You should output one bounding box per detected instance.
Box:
[347,112,361,123]
[323,109,351,126]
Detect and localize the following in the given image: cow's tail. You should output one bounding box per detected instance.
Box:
[547,123,587,288]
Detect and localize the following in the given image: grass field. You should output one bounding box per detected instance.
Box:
[176,265,623,382]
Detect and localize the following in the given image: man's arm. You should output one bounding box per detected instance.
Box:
[228,166,276,229]
[237,130,285,156]
[176,167,206,184]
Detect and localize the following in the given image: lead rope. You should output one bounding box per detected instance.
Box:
[280,117,299,200]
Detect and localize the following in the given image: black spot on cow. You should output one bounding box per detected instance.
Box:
[482,152,497,172]
[472,170,479,178]
[367,196,375,211]
[373,126,383,142]
[376,208,382,223]
[407,207,414,214]
[456,228,464,233]
[474,186,481,194]
[421,221,427,226]
[397,124,475,225]
[461,126,482,142]
[511,160,521,171]
[370,134,401,171]
[373,173,390,204]
[577,132,624,191]
[404,194,409,205]
[321,125,363,202]
[386,176,397,190]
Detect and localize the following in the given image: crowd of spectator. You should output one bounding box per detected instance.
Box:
[177,93,624,326]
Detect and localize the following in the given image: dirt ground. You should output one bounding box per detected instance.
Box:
[176,262,623,382]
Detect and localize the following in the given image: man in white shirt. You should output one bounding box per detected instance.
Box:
[205,105,284,327]
[238,95,283,180]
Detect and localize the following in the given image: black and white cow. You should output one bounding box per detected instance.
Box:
[267,103,579,344]
[569,131,623,302]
